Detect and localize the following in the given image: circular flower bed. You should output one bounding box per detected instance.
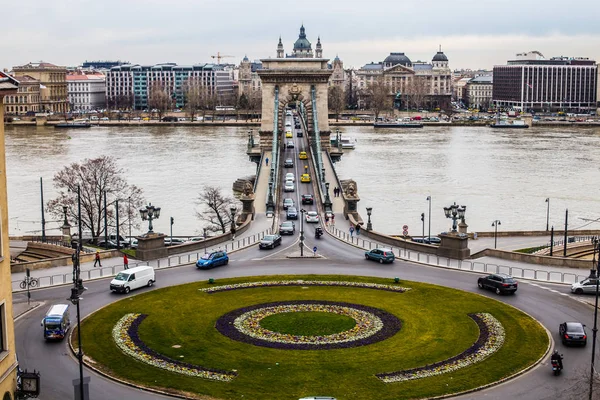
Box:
[199,280,410,294]
[376,313,505,383]
[112,313,237,382]
[216,300,402,350]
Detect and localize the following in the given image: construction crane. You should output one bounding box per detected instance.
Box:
[211,52,235,64]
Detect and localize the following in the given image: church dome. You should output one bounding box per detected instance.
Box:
[294,25,312,50]
[432,51,448,62]
[383,52,412,67]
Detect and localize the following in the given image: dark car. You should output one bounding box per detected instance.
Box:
[97,240,119,249]
[301,194,314,205]
[283,198,294,210]
[196,251,229,269]
[286,206,298,220]
[425,237,442,245]
[279,221,295,235]
[162,116,178,122]
[559,322,587,346]
[477,273,518,295]
[259,234,282,249]
[284,158,294,168]
[365,248,395,264]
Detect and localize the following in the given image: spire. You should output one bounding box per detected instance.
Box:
[299,24,306,38]
[315,35,323,58]
[277,36,284,58]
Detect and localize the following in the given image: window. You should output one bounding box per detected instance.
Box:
[0,302,6,353]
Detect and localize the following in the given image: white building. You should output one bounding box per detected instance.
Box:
[464,75,493,110]
[67,72,106,111]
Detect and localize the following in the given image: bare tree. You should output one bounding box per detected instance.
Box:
[47,156,144,242]
[148,82,172,121]
[183,78,203,122]
[195,186,238,234]
[248,90,262,122]
[406,76,429,110]
[328,86,345,122]
[367,77,392,121]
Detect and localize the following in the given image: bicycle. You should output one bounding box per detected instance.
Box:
[19,277,39,290]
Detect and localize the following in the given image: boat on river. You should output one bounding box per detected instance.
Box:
[330,137,356,149]
[489,113,529,129]
[373,121,424,128]
[55,119,92,128]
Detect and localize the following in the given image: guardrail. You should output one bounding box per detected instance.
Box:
[327,225,589,285]
[11,228,272,292]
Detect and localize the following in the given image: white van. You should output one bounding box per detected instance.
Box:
[110,265,155,294]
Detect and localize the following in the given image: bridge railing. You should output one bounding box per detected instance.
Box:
[11,227,273,292]
[327,224,589,285]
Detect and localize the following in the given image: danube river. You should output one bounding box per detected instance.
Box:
[5,124,600,237]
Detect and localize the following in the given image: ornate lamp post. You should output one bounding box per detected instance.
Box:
[492,220,501,249]
[324,182,332,212]
[139,203,161,234]
[426,195,432,242]
[300,209,306,256]
[366,207,373,231]
[443,202,466,233]
[230,206,237,239]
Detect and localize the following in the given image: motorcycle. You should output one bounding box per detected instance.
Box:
[551,353,563,376]
[315,227,323,239]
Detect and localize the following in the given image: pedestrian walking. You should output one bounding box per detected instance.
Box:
[123,254,129,270]
[355,224,361,236]
[349,226,355,237]
[94,250,102,268]
[265,157,269,166]
[325,214,330,226]
[331,213,335,226]
[336,187,340,197]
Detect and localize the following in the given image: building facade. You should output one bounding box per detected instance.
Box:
[464,75,493,110]
[106,63,235,110]
[238,56,262,97]
[0,71,19,400]
[355,50,452,110]
[493,51,598,112]
[3,75,40,115]
[67,71,106,111]
[11,62,69,113]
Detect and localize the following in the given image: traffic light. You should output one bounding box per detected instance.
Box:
[170,217,174,226]
[420,213,425,222]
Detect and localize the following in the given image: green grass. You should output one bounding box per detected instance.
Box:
[79,274,548,400]
[260,311,357,336]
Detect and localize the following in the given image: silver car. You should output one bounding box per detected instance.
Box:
[305,211,319,223]
[284,180,295,192]
[571,278,600,294]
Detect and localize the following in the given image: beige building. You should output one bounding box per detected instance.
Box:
[0,71,19,400]
[3,75,41,115]
[11,62,69,113]
[464,75,493,110]
[238,56,262,97]
[356,50,452,109]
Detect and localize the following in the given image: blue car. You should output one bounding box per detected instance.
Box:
[364,248,395,264]
[196,251,229,269]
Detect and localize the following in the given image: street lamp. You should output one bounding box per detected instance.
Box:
[325,182,332,210]
[426,195,432,242]
[366,207,373,231]
[203,227,208,254]
[300,209,306,256]
[590,237,600,400]
[230,206,237,239]
[545,198,550,231]
[421,213,425,241]
[139,203,161,234]
[443,202,466,233]
[492,220,501,249]
[40,177,46,243]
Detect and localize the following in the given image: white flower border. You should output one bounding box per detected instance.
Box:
[112,313,236,382]
[378,313,505,383]
[199,280,410,293]
[234,304,383,345]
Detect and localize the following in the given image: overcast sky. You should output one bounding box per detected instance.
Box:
[2,0,599,70]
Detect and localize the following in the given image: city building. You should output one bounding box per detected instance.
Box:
[238,56,262,96]
[67,71,106,111]
[463,75,493,110]
[3,74,40,115]
[492,51,598,112]
[0,70,19,400]
[81,60,127,70]
[106,63,235,110]
[11,62,69,113]
[355,48,452,110]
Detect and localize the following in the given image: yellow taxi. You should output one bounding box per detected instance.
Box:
[285,131,293,138]
[301,173,311,183]
[299,151,308,160]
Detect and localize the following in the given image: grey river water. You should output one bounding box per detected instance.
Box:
[5,124,600,238]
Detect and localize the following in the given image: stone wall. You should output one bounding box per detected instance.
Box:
[470,248,594,269]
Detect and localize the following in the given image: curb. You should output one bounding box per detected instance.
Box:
[13,301,43,321]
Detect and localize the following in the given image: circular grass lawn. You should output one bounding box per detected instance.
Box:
[260,311,357,336]
[79,275,548,400]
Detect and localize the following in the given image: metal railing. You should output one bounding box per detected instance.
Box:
[327,225,590,285]
[11,228,272,292]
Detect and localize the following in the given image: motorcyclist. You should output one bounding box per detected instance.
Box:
[315,226,323,238]
[551,350,563,370]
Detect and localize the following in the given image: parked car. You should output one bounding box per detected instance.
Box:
[286,206,298,220]
[162,116,178,122]
[284,180,295,192]
[259,234,282,249]
[285,173,295,182]
[284,158,294,168]
[283,198,294,210]
[301,194,314,205]
[100,117,109,121]
[425,237,442,245]
[196,251,229,269]
[279,221,295,235]
[559,322,587,346]
[305,211,319,223]
[97,240,119,249]
[571,278,600,294]
[365,248,395,264]
[164,238,185,246]
[477,273,518,294]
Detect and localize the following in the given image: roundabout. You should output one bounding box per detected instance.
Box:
[76,274,548,400]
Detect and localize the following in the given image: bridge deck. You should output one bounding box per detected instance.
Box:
[253,151,271,214]
[322,151,345,214]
